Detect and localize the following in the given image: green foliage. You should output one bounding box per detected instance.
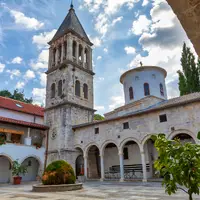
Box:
[42,160,76,185]
[12,160,27,177]
[153,134,200,200]
[198,132,200,140]
[178,43,200,96]
[94,114,105,121]
[0,89,33,104]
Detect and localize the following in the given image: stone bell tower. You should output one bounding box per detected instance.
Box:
[45,2,95,168]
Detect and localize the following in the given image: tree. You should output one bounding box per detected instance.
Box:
[152,134,200,200]
[94,114,105,121]
[0,89,33,104]
[178,43,200,96]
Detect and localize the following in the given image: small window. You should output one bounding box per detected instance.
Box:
[159,114,167,123]
[58,80,63,96]
[135,76,139,81]
[123,122,129,129]
[95,128,99,134]
[144,83,150,96]
[123,147,129,160]
[152,74,156,79]
[75,80,80,97]
[83,83,88,99]
[160,83,164,96]
[129,87,134,100]
[51,83,56,98]
[73,41,76,57]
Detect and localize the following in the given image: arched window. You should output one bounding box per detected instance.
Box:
[58,80,63,96]
[79,44,83,61]
[129,87,134,100]
[51,83,56,98]
[53,49,56,64]
[160,83,164,96]
[144,83,150,96]
[83,83,88,99]
[58,45,62,61]
[73,41,76,57]
[84,48,88,63]
[75,80,80,97]
[64,41,67,59]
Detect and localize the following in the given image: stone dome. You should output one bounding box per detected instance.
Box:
[120,66,167,105]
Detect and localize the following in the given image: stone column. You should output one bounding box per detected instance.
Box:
[61,43,65,63]
[100,154,104,181]
[55,47,59,65]
[67,36,73,60]
[84,156,88,179]
[141,151,147,182]
[119,152,124,182]
[89,48,92,71]
[76,43,79,63]
[48,47,52,69]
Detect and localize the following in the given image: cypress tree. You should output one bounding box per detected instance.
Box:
[178,43,200,96]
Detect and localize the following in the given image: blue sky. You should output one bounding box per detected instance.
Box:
[0,0,195,115]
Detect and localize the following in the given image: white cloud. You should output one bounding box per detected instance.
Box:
[90,37,102,47]
[24,70,35,80]
[30,49,49,70]
[32,88,46,105]
[142,0,149,6]
[0,63,5,73]
[6,69,21,79]
[16,81,25,89]
[11,57,23,64]
[131,15,151,35]
[109,95,125,110]
[95,105,105,111]
[97,56,102,60]
[112,16,123,26]
[95,13,109,36]
[124,46,136,54]
[32,29,57,49]
[104,48,108,53]
[10,10,44,30]
[39,73,47,87]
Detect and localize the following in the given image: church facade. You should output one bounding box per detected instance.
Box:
[45,4,200,182]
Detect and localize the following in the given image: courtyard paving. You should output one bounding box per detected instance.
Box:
[0,181,199,200]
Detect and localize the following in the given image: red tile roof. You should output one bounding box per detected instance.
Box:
[0,96,44,117]
[0,116,49,130]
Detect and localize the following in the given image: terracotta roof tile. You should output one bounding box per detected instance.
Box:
[0,116,49,130]
[0,96,44,117]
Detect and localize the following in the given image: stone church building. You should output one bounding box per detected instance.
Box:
[45,3,200,182]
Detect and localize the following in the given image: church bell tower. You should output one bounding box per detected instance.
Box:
[45,2,95,167]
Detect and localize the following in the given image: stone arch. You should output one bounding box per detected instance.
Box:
[75,147,84,177]
[75,80,80,97]
[20,155,42,182]
[119,137,142,153]
[73,41,77,57]
[79,44,83,61]
[100,140,119,156]
[58,80,63,97]
[84,142,100,157]
[51,83,56,98]
[168,129,198,143]
[0,154,13,183]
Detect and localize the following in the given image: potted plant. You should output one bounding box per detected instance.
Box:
[12,160,27,185]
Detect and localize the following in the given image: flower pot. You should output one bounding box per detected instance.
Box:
[13,176,22,185]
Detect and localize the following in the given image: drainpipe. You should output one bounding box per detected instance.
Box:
[44,129,49,171]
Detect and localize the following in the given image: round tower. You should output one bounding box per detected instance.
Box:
[120,66,167,105]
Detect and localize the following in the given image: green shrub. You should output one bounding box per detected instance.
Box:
[42,160,76,185]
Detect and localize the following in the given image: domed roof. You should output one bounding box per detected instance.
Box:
[120,66,167,83]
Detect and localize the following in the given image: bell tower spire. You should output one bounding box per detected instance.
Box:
[70,0,73,9]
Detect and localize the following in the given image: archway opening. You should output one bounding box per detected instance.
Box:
[0,155,12,183]
[144,138,158,179]
[122,140,142,180]
[21,157,40,182]
[172,133,195,144]
[103,143,119,180]
[87,145,101,179]
[75,147,84,178]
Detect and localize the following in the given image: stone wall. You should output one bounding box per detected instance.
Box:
[166,0,200,56]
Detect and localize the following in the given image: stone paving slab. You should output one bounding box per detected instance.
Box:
[0,181,199,200]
